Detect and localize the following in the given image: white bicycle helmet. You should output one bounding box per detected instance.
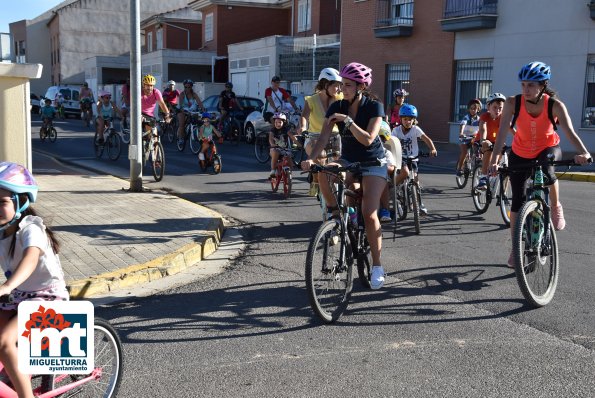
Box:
[318,68,342,83]
[487,92,506,104]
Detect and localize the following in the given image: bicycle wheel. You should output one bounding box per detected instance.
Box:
[455,157,470,188]
[230,119,241,145]
[356,231,372,289]
[254,134,270,163]
[151,141,165,181]
[189,127,201,154]
[107,130,121,161]
[48,318,123,397]
[411,184,421,235]
[283,169,292,199]
[39,128,46,141]
[165,119,176,144]
[213,154,222,174]
[499,174,512,227]
[93,131,104,158]
[305,220,354,323]
[177,127,188,152]
[396,183,407,221]
[471,165,490,214]
[513,200,559,307]
[121,128,131,144]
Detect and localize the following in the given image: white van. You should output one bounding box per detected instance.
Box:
[44,85,83,118]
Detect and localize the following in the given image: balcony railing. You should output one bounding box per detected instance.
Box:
[440,0,498,32]
[590,1,595,20]
[374,0,414,38]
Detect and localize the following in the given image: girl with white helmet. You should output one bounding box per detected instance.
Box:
[298,67,344,196]
[268,112,296,178]
[488,61,592,267]
[476,92,506,189]
[302,62,388,289]
[95,90,122,144]
[0,162,68,398]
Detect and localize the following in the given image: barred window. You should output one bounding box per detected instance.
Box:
[453,59,492,121]
[205,13,213,42]
[583,55,595,128]
[386,63,410,106]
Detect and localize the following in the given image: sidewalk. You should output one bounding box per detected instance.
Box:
[30,171,224,299]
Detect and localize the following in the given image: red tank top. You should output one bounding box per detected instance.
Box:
[512,94,560,158]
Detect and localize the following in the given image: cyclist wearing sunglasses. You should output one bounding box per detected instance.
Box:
[176,79,205,145]
[95,90,121,144]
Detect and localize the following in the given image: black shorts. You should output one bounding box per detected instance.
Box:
[508,146,561,213]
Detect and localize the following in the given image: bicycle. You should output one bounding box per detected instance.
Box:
[508,156,592,307]
[80,99,93,128]
[177,111,202,154]
[0,297,123,398]
[394,154,429,235]
[198,137,222,174]
[162,108,178,144]
[40,119,58,143]
[269,146,293,199]
[93,118,122,161]
[455,136,482,189]
[471,145,513,226]
[142,116,166,181]
[220,109,242,145]
[118,114,131,144]
[305,160,380,323]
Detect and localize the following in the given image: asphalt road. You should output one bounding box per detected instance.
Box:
[31,115,595,397]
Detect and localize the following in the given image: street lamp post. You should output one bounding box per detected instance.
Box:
[129,0,143,191]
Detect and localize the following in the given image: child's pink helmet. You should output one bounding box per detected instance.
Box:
[339,62,373,86]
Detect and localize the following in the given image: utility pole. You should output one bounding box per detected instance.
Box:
[129,0,143,191]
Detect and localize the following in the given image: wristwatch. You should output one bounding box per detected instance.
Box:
[344,116,353,130]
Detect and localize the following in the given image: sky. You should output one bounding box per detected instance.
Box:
[0,0,65,33]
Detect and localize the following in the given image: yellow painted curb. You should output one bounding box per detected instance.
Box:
[67,220,225,299]
[555,172,595,183]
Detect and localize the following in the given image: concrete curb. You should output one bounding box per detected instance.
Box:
[67,217,225,299]
[555,171,595,183]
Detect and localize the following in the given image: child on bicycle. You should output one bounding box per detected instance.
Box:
[476,93,506,190]
[40,99,56,135]
[198,112,222,162]
[268,112,296,179]
[0,162,69,398]
[391,104,437,215]
[456,98,482,176]
[96,90,122,144]
[378,121,399,223]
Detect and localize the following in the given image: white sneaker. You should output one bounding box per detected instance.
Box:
[370,266,385,290]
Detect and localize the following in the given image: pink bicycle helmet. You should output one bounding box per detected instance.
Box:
[0,162,38,229]
[339,62,372,86]
[272,112,287,121]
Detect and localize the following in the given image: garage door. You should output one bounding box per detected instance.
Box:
[248,68,270,100]
[231,72,247,97]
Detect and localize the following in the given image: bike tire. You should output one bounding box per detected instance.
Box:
[49,127,57,142]
[151,141,165,181]
[283,170,292,199]
[93,131,104,158]
[499,174,512,227]
[471,165,490,214]
[177,127,188,152]
[456,157,470,189]
[107,130,121,161]
[121,128,131,144]
[189,127,201,154]
[397,183,408,221]
[48,318,123,398]
[305,220,354,323]
[254,134,271,163]
[356,232,372,289]
[213,154,222,174]
[230,119,241,145]
[411,184,421,234]
[39,128,46,141]
[513,200,559,307]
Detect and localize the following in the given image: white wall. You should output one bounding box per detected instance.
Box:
[454,0,595,151]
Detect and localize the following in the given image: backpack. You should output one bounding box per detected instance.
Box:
[510,94,558,131]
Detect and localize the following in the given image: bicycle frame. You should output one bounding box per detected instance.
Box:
[271,149,293,193]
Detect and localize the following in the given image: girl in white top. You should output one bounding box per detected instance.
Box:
[0,162,68,398]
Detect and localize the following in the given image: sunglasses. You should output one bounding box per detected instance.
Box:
[184,85,192,88]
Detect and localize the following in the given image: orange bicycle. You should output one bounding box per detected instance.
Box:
[269,146,293,199]
[198,137,222,174]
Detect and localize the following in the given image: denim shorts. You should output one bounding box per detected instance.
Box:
[338,158,388,180]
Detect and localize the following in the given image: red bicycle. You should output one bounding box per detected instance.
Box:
[198,137,222,174]
[269,147,293,199]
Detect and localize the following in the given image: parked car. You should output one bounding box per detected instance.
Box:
[244,94,305,144]
[202,94,264,137]
[30,93,42,114]
[43,85,82,118]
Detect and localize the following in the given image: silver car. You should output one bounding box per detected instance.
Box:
[244,94,305,144]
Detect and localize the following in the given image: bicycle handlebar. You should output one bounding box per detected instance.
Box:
[309,159,382,175]
[502,156,593,172]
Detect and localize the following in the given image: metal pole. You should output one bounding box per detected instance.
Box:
[312,34,317,80]
[129,0,143,191]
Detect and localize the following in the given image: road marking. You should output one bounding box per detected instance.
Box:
[33,168,63,174]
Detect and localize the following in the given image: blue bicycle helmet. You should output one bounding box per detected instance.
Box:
[518,61,551,82]
[399,104,418,118]
[225,81,233,88]
[0,162,38,230]
[201,112,211,119]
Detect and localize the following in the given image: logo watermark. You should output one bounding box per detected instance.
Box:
[18,301,94,374]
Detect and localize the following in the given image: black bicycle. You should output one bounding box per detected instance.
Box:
[395,154,429,235]
[509,155,592,307]
[456,136,482,189]
[220,109,243,145]
[305,160,380,323]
